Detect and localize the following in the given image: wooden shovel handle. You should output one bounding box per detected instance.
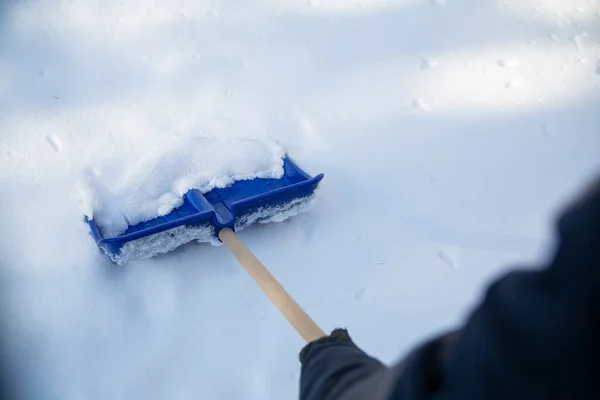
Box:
[218,228,326,343]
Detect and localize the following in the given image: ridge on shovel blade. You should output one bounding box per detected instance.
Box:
[87,157,324,260]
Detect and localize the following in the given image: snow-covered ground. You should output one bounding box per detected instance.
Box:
[1,0,599,398]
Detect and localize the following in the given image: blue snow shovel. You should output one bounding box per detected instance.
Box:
[87,157,326,342]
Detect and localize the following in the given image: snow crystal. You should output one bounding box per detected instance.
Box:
[109,224,218,265]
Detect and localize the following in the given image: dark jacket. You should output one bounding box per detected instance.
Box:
[300,176,600,400]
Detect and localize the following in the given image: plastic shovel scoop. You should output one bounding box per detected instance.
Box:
[87,157,326,342]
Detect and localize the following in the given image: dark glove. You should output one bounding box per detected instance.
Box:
[300,328,357,364]
[299,329,387,400]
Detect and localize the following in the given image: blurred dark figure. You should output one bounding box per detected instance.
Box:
[300,175,600,400]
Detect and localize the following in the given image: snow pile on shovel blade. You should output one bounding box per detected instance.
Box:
[108,193,317,264]
[80,134,285,238]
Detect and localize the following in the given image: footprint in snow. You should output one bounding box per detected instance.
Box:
[541,123,551,138]
[46,134,63,153]
[354,287,367,301]
[570,31,587,50]
[497,59,520,68]
[420,58,439,71]
[413,98,431,112]
[437,250,456,269]
[1,144,16,157]
[505,79,522,89]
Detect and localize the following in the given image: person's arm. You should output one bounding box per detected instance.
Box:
[299,328,459,400]
[437,178,600,400]
[299,329,390,400]
[299,176,600,400]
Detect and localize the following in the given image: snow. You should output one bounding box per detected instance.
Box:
[105,193,317,265]
[497,58,521,68]
[1,0,599,399]
[234,193,318,231]
[110,224,218,266]
[80,135,284,238]
[45,134,63,153]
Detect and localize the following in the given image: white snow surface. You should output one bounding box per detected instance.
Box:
[1,0,600,399]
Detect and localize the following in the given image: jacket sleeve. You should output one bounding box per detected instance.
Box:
[299,176,600,400]
[299,328,460,400]
[299,329,389,400]
[434,177,600,400]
